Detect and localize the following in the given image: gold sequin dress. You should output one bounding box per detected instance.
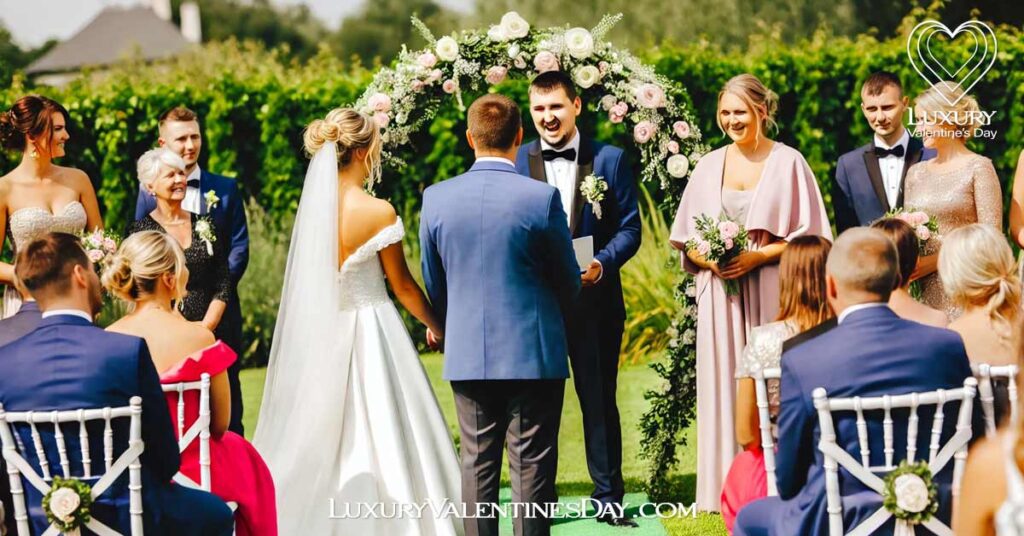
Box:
[903,154,1002,318]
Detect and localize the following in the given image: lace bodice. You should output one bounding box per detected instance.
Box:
[7,201,88,250]
[337,218,405,311]
[736,320,796,379]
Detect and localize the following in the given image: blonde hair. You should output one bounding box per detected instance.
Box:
[303,108,382,186]
[717,73,779,142]
[914,82,983,139]
[102,231,189,305]
[136,147,186,191]
[940,224,1021,342]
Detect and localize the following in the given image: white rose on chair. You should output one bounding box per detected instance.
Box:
[50,487,81,522]
[893,474,930,513]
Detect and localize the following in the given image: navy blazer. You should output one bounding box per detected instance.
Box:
[516,138,641,319]
[0,300,41,347]
[832,137,934,234]
[769,306,977,534]
[420,160,581,380]
[0,315,180,533]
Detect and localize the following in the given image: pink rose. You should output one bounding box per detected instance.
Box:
[673,120,691,139]
[598,61,610,75]
[103,238,117,251]
[411,79,425,92]
[724,238,735,250]
[533,51,560,73]
[88,249,103,263]
[635,83,666,109]
[633,120,656,144]
[667,140,680,154]
[912,211,930,226]
[609,102,628,124]
[485,65,508,85]
[417,52,438,68]
[718,220,739,239]
[427,69,443,83]
[373,113,390,128]
[442,79,458,94]
[916,225,931,241]
[697,240,711,256]
[367,93,392,113]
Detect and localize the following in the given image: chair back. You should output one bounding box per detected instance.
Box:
[813,378,977,536]
[973,364,1019,437]
[160,374,211,491]
[755,366,781,496]
[0,397,145,536]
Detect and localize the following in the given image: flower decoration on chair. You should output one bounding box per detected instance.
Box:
[42,476,93,535]
[882,460,939,525]
[353,12,708,192]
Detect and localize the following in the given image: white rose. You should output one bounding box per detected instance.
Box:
[573,65,601,89]
[435,37,459,62]
[667,154,690,178]
[666,326,679,338]
[893,474,931,513]
[487,25,508,42]
[685,285,696,297]
[507,44,521,59]
[682,329,696,345]
[564,28,594,59]
[49,488,81,520]
[500,12,530,39]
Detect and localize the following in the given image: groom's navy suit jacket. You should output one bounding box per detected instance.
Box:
[832,136,933,234]
[737,306,978,535]
[420,159,581,381]
[0,315,182,534]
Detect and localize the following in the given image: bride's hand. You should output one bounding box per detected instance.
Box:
[426,328,444,351]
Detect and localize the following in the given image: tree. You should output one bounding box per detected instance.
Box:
[334,0,460,64]
[169,0,330,58]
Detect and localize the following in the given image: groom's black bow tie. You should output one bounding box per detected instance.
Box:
[541,148,577,162]
[873,145,905,158]
[186,178,200,187]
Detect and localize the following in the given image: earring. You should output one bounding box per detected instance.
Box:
[29,148,38,159]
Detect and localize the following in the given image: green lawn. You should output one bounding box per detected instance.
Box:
[240,355,727,536]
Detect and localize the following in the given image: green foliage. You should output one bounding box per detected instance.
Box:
[237,199,290,367]
[170,0,331,59]
[335,0,460,64]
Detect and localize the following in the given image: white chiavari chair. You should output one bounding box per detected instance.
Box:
[973,364,1019,437]
[755,366,781,496]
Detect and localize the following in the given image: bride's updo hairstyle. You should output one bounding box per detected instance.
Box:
[303,108,382,186]
[0,95,70,153]
[103,230,189,304]
[717,73,779,141]
[940,223,1022,342]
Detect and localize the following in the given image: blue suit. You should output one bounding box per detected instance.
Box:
[136,169,249,434]
[516,138,641,506]
[0,315,232,535]
[832,137,934,233]
[735,306,978,535]
[0,301,41,347]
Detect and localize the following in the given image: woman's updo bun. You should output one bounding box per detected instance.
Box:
[302,108,382,185]
[102,231,188,304]
[1,95,69,153]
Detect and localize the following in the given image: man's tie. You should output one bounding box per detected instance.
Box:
[873,145,905,158]
[541,148,577,162]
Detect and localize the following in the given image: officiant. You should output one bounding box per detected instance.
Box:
[516,70,642,528]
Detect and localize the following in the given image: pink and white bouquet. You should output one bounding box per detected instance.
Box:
[686,214,749,295]
[79,229,119,268]
[888,208,939,250]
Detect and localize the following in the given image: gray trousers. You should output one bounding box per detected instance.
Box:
[452,379,565,536]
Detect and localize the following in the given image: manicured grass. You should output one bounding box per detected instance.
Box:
[240,354,727,536]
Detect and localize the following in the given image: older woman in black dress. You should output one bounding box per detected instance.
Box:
[127,148,231,337]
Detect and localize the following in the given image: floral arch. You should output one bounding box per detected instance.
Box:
[353,12,703,500]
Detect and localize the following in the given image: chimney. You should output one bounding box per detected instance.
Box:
[151,0,172,21]
[180,2,203,44]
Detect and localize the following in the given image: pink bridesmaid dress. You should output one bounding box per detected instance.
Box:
[160,341,278,536]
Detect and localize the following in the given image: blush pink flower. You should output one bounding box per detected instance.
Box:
[673,120,691,139]
[667,140,680,154]
[635,83,666,109]
[88,249,103,263]
[633,120,656,144]
[442,79,458,94]
[916,225,931,241]
[411,79,426,92]
[417,52,438,69]
[373,113,390,128]
[367,93,392,113]
[912,211,930,226]
[609,102,628,123]
[718,220,740,239]
[533,51,560,73]
[427,69,443,83]
[724,238,735,250]
[485,65,508,85]
[697,240,711,256]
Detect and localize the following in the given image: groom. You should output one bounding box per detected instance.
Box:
[833,71,933,233]
[420,94,581,536]
[516,70,641,526]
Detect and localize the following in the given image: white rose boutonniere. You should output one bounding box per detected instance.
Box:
[196,217,217,256]
[580,174,609,220]
[204,190,220,212]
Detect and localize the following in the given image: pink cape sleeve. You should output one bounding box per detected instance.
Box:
[160,341,239,384]
[745,144,833,243]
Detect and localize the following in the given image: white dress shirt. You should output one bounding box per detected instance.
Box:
[837,302,888,324]
[874,129,909,209]
[541,131,580,229]
[475,156,515,167]
[41,309,93,322]
[183,165,202,214]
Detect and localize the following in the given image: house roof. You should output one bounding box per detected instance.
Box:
[27,6,189,74]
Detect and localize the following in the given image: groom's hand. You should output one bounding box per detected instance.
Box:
[426,329,443,351]
[581,260,603,287]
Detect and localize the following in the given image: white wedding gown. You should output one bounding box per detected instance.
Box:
[252,145,462,535]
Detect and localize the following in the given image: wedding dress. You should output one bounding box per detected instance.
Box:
[252,144,462,536]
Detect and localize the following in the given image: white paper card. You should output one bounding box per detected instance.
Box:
[572,236,594,273]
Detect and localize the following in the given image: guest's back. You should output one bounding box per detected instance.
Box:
[0,301,41,347]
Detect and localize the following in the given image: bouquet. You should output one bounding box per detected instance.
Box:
[79,229,120,269]
[686,214,748,295]
[885,208,939,299]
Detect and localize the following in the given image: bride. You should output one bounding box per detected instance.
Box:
[252,108,462,535]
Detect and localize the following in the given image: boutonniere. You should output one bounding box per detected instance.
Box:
[204,190,220,212]
[195,217,217,256]
[580,174,609,220]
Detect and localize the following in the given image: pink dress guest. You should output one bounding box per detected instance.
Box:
[669,142,831,511]
[160,341,278,536]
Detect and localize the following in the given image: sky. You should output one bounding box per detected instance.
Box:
[2,0,473,48]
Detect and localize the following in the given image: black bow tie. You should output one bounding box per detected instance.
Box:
[541,148,577,162]
[186,178,200,187]
[874,145,905,158]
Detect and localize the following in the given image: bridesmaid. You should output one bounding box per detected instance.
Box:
[903,82,1002,318]
[1009,148,1024,258]
[0,95,102,318]
[669,73,832,511]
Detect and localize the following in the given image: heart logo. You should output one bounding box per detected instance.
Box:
[907,20,997,106]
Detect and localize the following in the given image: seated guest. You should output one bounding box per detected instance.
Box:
[104,231,277,536]
[0,279,41,347]
[721,235,833,532]
[940,223,1022,367]
[871,218,948,328]
[0,232,233,536]
[734,228,976,536]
